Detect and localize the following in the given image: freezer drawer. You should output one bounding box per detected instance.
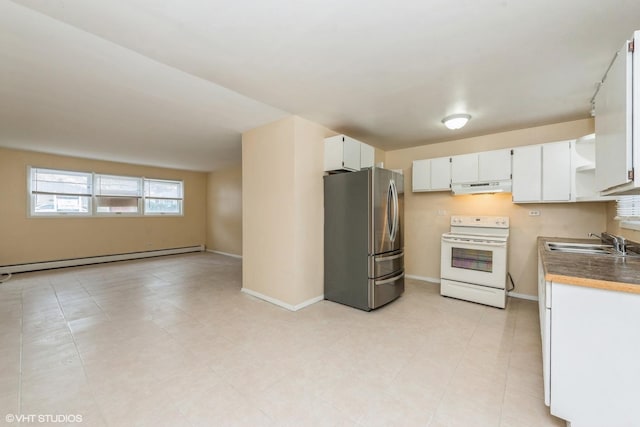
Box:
[369,250,404,278]
[369,270,404,309]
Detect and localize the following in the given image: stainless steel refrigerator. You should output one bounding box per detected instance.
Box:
[324,167,404,311]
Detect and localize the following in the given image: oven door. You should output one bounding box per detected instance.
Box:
[440,234,507,289]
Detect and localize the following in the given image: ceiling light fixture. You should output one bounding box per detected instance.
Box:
[442,113,471,130]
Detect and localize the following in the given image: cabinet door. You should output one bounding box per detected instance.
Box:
[342,136,361,171]
[431,157,451,190]
[595,38,633,193]
[512,145,542,202]
[360,143,375,169]
[543,141,571,201]
[451,153,478,183]
[479,149,511,181]
[412,159,430,192]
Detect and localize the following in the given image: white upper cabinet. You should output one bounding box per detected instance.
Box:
[572,134,617,201]
[431,156,452,190]
[512,141,571,203]
[512,145,542,203]
[595,30,640,195]
[412,159,430,191]
[450,153,478,183]
[412,156,451,192]
[451,149,511,184]
[360,143,375,170]
[479,149,512,181]
[542,141,572,201]
[324,135,375,172]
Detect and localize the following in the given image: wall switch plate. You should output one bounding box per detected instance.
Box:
[529,210,541,216]
[437,209,447,216]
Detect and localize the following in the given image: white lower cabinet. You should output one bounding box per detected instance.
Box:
[539,261,640,426]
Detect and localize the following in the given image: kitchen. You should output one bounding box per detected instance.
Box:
[2,1,640,426]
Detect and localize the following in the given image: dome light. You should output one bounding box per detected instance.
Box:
[442,113,471,130]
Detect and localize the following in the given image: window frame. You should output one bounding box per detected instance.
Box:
[143,178,184,216]
[27,166,184,218]
[28,167,93,217]
[94,173,143,216]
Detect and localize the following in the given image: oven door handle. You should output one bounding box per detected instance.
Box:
[442,237,506,247]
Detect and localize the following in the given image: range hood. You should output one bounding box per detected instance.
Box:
[451,180,512,195]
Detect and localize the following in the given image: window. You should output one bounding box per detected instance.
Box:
[616,195,640,230]
[30,167,92,216]
[144,179,183,215]
[28,167,184,217]
[95,174,142,214]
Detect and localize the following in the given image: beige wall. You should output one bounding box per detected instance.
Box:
[242,115,331,307]
[206,165,242,256]
[0,147,207,266]
[385,118,608,297]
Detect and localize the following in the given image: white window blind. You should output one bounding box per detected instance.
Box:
[616,195,640,220]
[617,196,640,231]
[31,168,92,196]
[95,174,142,197]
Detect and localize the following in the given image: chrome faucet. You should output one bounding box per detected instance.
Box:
[600,232,627,255]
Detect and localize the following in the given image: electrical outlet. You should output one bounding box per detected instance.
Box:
[529,210,541,216]
[437,209,447,216]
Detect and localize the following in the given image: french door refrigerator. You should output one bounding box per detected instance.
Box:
[324,167,404,311]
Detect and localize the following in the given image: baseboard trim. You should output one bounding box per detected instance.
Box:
[405,274,440,284]
[206,249,242,259]
[241,288,323,312]
[507,291,538,301]
[0,245,204,274]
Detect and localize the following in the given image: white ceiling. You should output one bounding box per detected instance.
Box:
[1,0,639,171]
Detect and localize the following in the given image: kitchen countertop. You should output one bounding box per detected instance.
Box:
[538,236,640,294]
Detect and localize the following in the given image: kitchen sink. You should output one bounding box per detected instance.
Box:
[545,242,616,255]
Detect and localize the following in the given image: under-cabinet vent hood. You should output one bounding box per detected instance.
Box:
[451,180,512,195]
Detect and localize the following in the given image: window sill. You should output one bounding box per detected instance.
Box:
[620,221,640,231]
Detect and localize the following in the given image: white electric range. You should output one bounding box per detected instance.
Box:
[440,216,509,308]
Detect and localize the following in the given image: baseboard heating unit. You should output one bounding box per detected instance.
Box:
[0,245,204,274]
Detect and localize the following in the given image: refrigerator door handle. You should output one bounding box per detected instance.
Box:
[386,181,394,239]
[375,271,404,286]
[374,252,404,262]
[389,179,399,242]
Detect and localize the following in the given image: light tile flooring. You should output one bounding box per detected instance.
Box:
[0,253,564,426]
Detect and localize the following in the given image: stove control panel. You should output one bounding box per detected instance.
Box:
[450,216,509,228]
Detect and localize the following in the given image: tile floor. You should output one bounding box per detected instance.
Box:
[0,252,564,426]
